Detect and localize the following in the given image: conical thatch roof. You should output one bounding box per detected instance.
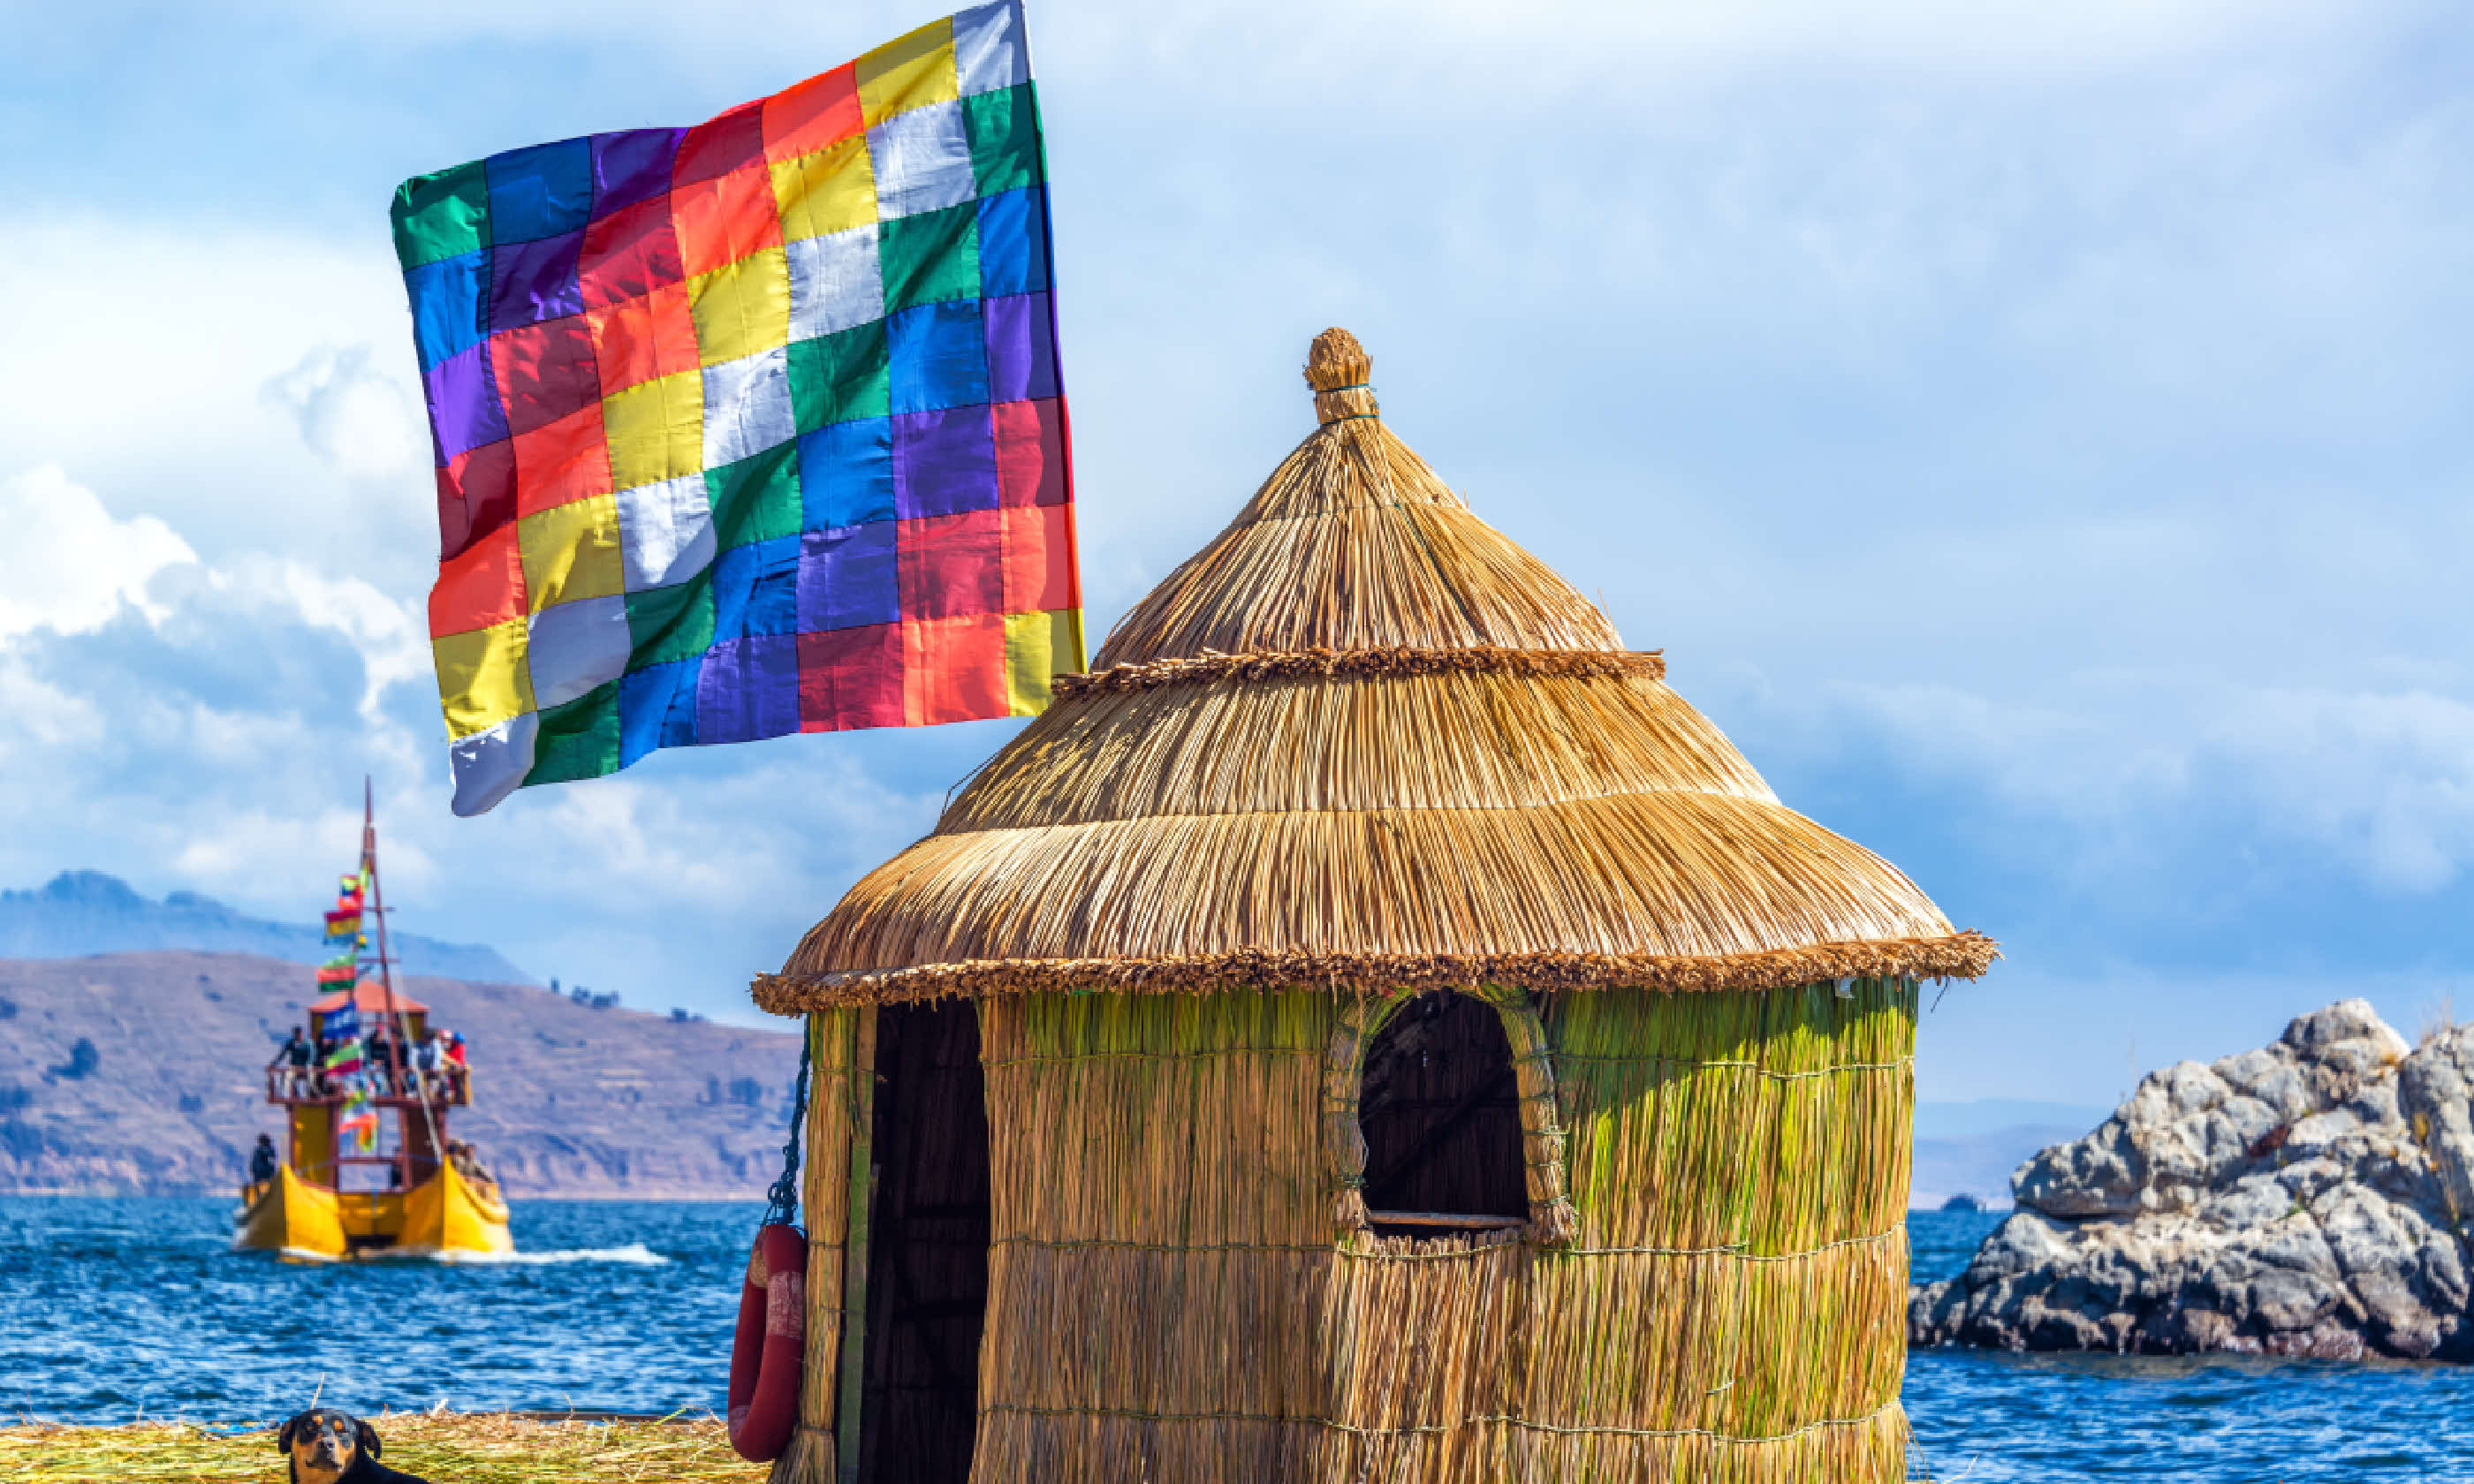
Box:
[755,330,1993,1012]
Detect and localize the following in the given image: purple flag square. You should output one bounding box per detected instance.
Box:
[424,340,508,462]
[489,231,585,331]
[797,523,902,632]
[695,633,801,744]
[983,292,1058,404]
[892,405,998,520]
[592,128,683,217]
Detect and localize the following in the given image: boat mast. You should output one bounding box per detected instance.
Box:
[364,776,452,1192]
[365,776,409,1188]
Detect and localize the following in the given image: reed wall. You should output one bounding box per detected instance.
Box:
[958,978,1916,1483]
[771,1009,858,1484]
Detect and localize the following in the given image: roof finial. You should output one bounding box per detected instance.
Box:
[1306,328,1377,426]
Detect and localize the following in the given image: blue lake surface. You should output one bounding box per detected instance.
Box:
[4,1199,2470,1477]
[1904,1209,2474,1480]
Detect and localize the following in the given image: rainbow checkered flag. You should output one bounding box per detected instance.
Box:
[392,1,1080,814]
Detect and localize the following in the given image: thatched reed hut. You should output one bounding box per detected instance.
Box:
[752,329,1995,1484]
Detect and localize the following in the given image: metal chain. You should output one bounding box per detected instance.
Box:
[762,1025,813,1230]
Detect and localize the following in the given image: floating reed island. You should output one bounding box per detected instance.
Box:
[0,1412,759,1483]
[752,329,1995,1484]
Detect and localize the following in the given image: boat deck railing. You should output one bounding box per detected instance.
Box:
[263,1065,473,1109]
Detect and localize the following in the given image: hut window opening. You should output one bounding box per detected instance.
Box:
[1358,991,1529,1234]
[854,1001,990,1484]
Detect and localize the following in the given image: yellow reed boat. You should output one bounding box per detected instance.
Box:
[233,788,513,1261]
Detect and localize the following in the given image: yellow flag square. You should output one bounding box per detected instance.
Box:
[688,247,792,367]
[1003,608,1083,716]
[603,371,706,491]
[772,135,878,243]
[855,18,957,125]
[520,495,626,612]
[432,619,534,739]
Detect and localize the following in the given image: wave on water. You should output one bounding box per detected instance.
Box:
[426,1242,671,1267]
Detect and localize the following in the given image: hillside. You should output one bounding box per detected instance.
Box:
[0,951,799,1199]
[0,871,531,984]
[1908,1099,2110,1209]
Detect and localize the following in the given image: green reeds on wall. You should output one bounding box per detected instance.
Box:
[938,980,1917,1484]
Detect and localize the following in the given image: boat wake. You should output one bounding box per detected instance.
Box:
[424,1242,670,1267]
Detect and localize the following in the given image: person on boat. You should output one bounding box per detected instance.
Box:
[448,1140,495,1190]
[270,1026,313,1097]
[407,1028,443,1100]
[250,1132,278,1186]
[443,1030,468,1098]
[367,1027,398,1094]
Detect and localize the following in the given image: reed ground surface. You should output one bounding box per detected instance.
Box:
[0,1412,766,1482]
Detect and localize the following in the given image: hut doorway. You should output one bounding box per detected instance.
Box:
[1357,991,1529,1232]
[854,1001,991,1484]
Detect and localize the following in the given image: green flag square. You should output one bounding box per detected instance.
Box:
[391,161,492,270]
[707,442,803,550]
[963,84,1043,198]
[878,203,981,314]
[788,321,892,432]
[626,581,715,669]
[527,682,623,784]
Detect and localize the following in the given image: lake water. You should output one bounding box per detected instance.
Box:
[1904,1208,2474,1480]
[5,1199,2470,1477]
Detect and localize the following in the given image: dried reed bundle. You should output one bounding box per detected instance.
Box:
[1089,402,1625,664]
[951,670,1772,832]
[1054,645,1665,699]
[0,1412,760,1484]
[756,935,1993,1013]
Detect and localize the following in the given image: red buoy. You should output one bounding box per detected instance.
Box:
[727,1223,808,1462]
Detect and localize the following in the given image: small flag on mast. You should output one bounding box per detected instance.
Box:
[392,0,1080,814]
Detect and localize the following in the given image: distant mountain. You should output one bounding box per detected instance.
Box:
[1908,1098,2113,1210]
[1912,1098,2112,1141]
[0,950,801,1198]
[0,871,530,985]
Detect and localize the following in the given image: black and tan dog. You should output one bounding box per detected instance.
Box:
[276,1409,432,1484]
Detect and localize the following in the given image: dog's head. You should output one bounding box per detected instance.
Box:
[277,1409,380,1484]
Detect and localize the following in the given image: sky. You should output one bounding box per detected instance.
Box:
[1,0,2468,1108]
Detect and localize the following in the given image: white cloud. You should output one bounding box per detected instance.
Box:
[0,466,198,637]
[214,0,2397,87]
[1764,672,2474,897]
[0,216,432,587]
[263,344,429,488]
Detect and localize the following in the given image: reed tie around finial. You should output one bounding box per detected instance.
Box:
[1306,328,1378,426]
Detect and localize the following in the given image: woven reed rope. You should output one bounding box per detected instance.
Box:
[754,935,1992,1012]
[1054,644,1666,698]
[761,328,1992,1011]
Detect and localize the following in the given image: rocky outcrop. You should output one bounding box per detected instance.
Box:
[1910,1000,2474,1359]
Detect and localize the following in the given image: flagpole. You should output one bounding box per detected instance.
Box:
[366,776,450,1193]
[366,776,406,1189]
